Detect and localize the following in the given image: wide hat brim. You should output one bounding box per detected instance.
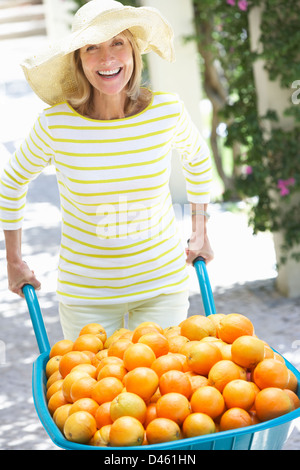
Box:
[21,2,175,105]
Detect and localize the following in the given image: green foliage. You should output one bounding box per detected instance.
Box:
[192,0,300,263]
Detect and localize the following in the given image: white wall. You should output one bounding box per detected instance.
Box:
[140,0,205,203]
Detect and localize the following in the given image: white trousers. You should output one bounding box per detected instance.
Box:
[59,290,190,341]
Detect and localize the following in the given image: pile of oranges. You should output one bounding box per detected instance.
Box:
[45,313,299,447]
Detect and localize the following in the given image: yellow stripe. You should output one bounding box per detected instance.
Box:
[59,251,184,282]
[61,193,169,229]
[67,167,167,185]
[4,169,26,186]
[60,191,164,217]
[49,113,180,131]
[0,191,27,201]
[54,147,170,171]
[56,275,189,301]
[0,204,25,211]
[59,238,181,270]
[189,156,210,168]
[185,178,212,186]
[57,178,168,197]
[184,166,212,177]
[58,263,186,290]
[55,137,172,158]
[44,125,175,144]
[187,190,210,196]
[61,218,175,255]
[0,216,23,223]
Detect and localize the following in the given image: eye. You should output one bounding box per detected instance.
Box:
[86,45,97,52]
[113,40,124,46]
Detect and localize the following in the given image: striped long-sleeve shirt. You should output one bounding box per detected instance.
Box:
[0,91,212,305]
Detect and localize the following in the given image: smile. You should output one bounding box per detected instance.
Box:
[97,68,122,77]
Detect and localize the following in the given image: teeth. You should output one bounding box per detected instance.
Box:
[98,68,121,76]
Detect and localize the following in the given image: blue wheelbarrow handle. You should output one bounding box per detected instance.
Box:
[192,256,217,317]
[22,284,50,355]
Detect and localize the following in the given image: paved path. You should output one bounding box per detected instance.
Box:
[0,38,300,450]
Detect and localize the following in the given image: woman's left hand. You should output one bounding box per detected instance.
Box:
[185,233,214,265]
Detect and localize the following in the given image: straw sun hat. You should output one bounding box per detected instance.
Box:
[21,0,175,105]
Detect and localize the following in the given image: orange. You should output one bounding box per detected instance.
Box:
[138,332,169,357]
[49,340,74,359]
[104,328,130,349]
[59,351,91,378]
[215,341,232,361]
[64,411,97,444]
[72,334,103,354]
[190,386,225,420]
[92,350,108,368]
[123,343,156,371]
[89,425,111,447]
[222,379,256,411]
[283,389,300,409]
[70,376,97,402]
[46,370,63,389]
[208,360,244,392]
[48,389,69,415]
[186,341,222,376]
[163,326,181,337]
[132,326,161,344]
[167,335,189,354]
[156,392,191,426]
[231,335,265,369]
[95,356,123,374]
[172,353,190,372]
[255,387,294,422]
[144,403,158,428]
[218,313,254,344]
[123,367,159,402]
[69,398,99,416]
[109,416,145,447]
[110,392,147,424]
[179,340,201,357]
[91,377,124,405]
[207,313,226,338]
[180,315,216,341]
[71,363,97,379]
[253,358,289,389]
[79,322,107,344]
[53,403,72,432]
[187,374,209,394]
[263,343,274,359]
[97,363,127,382]
[46,355,62,379]
[136,321,164,334]
[159,370,192,399]
[61,370,90,402]
[219,407,252,431]
[94,402,113,428]
[46,379,63,401]
[287,369,298,393]
[182,412,216,438]
[146,417,181,444]
[107,338,133,359]
[151,354,183,378]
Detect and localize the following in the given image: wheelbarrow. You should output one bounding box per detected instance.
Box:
[23,257,300,450]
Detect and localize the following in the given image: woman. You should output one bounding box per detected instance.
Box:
[0,0,213,340]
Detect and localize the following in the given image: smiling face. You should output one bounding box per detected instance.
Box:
[79,33,134,99]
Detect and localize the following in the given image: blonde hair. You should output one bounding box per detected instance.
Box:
[66,30,150,117]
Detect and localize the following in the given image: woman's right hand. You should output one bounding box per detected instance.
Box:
[7,259,41,298]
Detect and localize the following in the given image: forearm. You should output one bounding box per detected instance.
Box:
[4,228,23,263]
[4,228,41,296]
[190,203,209,238]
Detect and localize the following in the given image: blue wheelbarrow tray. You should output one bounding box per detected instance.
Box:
[23,258,300,450]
